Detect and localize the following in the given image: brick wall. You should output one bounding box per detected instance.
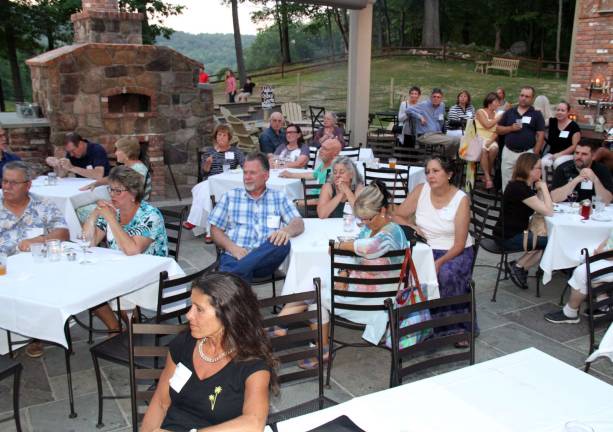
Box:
[567,0,613,124]
[1,126,51,176]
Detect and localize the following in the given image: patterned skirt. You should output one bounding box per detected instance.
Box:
[431,246,476,335]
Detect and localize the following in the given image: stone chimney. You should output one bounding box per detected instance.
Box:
[71,0,144,44]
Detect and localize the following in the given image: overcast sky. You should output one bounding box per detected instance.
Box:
[162,0,264,35]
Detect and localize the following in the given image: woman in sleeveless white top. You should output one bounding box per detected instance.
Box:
[393,158,476,338]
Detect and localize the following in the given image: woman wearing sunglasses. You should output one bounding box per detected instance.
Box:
[83,166,168,331]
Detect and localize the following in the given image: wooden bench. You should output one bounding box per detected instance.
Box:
[486,57,520,77]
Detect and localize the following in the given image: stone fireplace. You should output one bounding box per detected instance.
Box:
[26,0,215,199]
[567,0,612,135]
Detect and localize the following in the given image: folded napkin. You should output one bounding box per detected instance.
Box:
[306,415,366,432]
[586,323,613,363]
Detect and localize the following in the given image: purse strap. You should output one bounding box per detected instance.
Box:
[395,246,425,301]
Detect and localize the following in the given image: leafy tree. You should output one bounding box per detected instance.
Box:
[118,0,185,44]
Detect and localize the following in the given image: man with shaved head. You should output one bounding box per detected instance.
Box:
[258,111,286,154]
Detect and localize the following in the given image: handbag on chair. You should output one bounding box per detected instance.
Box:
[385,248,432,349]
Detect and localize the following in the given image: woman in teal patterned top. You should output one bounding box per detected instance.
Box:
[83,166,168,330]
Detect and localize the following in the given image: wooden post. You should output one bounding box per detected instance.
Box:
[297,73,302,104]
[390,77,395,109]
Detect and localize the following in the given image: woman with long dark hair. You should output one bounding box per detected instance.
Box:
[141,272,278,432]
[270,123,309,168]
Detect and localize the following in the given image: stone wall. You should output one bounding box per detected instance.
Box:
[1,126,51,176]
[27,45,215,197]
[567,0,613,124]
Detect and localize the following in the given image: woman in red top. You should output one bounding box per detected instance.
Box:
[225,70,237,103]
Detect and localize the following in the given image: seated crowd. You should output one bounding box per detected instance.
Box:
[3,78,613,431]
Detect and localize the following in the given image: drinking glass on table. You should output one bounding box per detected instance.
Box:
[568,191,578,205]
[593,195,604,214]
[0,253,7,276]
[31,243,47,263]
[75,230,93,264]
[388,158,397,169]
[565,421,594,432]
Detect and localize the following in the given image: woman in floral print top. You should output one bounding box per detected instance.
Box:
[83,166,168,331]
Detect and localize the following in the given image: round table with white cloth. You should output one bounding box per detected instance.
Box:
[540,203,613,284]
[0,176,110,241]
[282,218,439,298]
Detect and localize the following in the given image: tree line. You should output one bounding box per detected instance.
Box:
[0,0,575,109]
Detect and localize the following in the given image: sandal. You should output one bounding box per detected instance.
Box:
[454,340,469,349]
[485,179,494,190]
[266,325,287,338]
[25,341,44,358]
[298,346,330,370]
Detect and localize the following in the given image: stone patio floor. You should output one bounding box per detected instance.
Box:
[1,200,613,431]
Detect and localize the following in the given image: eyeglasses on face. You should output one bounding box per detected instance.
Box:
[107,186,128,195]
[1,179,29,186]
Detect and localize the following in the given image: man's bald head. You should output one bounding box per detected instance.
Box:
[319,138,342,163]
[269,112,284,132]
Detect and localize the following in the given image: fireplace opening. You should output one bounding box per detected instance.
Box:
[108,93,151,113]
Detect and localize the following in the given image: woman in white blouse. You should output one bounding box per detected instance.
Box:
[393,157,475,343]
[397,86,421,146]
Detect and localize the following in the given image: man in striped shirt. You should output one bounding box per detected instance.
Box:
[209,152,304,282]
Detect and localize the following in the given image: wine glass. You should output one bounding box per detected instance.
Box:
[75,230,93,264]
[568,191,578,204]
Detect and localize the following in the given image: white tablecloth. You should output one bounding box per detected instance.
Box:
[24,176,110,240]
[587,323,613,364]
[540,203,613,284]
[277,348,613,432]
[282,218,439,300]
[0,246,183,351]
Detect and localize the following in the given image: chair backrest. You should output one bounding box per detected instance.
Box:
[367,137,395,160]
[329,240,406,326]
[307,146,319,169]
[197,149,205,183]
[159,206,188,261]
[128,321,188,431]
[155,262,217,322]
[339,146,360,162]
[226,115,253,136]
[362,164,408,205]
[385,281,475,387]
[259,281,324,391]
[309,106,326,131]
[301,178,323,218]
[470,188,500,243]
[583,248,613,356]
[392,146,429,167]
[281,102,304,123]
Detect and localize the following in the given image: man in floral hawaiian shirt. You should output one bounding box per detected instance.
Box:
[0,161,69,256]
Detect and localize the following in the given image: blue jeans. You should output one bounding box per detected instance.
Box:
[219,240,290,283]
[501,232,547,252]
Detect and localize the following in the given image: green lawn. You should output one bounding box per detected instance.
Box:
[214,56,568,112]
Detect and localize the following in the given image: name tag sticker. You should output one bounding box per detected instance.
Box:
[86,165,93,170]
[169,362,192,393]
[438,114,444,121]
[581,180,594,190]
[266,215,281,229]
[559,131,570,138]
[26,228,44,239]
[225,152,235,160]
[521,116,531,124]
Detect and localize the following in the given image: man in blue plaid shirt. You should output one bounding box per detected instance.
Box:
[209,152,304,282]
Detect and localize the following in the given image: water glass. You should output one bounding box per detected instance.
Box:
[46,239,62,262]
[515,119,523,129]
[31,243,46,263]
[343,213,354,232]
[222,164,230,173]
[0,253,6,276]
[564,421,594,432]
[593,195,604,214]
[47,172,58,186]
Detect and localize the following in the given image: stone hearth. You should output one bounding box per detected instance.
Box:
[26,0,215,198]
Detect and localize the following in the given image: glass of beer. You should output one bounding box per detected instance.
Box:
[0,253,7,275]
[388,158,397,169]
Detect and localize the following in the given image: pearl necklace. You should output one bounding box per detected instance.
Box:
[197,338,234,363]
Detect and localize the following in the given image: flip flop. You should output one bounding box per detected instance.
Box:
[298,346,330,370]
[266,325,287,338]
